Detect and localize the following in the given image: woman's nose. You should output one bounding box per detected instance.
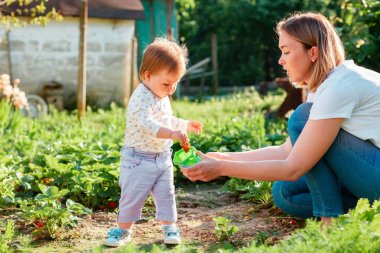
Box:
[278,56,284,65]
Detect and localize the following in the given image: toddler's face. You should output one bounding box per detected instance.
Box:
[143,69,182,98]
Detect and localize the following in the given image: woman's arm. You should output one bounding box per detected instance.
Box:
[183,118,343,182]
[207,138,292,161]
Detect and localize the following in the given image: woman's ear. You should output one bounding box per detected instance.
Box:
[310,46,318,63]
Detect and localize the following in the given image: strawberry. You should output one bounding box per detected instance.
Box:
[182,142,191,152]
[108,201,117,209]
[43,177,54,184]
[33,220,44,228]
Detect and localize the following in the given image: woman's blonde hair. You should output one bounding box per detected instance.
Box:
[277,12,345,91]
[139,37,188,81]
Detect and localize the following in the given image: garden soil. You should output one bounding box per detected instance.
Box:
[8,183,304,252]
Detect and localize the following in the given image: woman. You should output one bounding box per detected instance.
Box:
[182,12,380,224]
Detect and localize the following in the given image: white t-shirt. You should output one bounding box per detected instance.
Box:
[306,92,315,102]
[124,83,189,153]
[310,60,380,148]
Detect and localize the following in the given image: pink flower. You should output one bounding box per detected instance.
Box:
[1,74,10,86]
[3,85,13,98]
[13,78,21,88]
[0,74,26,109]
[12,87,20,96]
[12,91,28,109]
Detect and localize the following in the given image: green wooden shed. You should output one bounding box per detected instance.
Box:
[135,0,178,66]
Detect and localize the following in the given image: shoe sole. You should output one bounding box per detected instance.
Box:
[104,242,120,247]
[104,237,131,247]
[164,239,181,244]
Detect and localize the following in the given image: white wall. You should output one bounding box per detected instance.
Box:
[0,17,135,107]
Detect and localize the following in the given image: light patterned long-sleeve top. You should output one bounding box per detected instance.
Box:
[124,83,189,153]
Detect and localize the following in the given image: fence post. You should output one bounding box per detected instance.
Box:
[149,0,155,41]
[199,63,207,100]
[126,36,139,105]
[166,0,173,36]
[77,0,88,119]
[211,34,218,95]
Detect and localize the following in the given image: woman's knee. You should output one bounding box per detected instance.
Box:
[272,180,313,218]
[288,103,312,129]
[272,181,289,212]
[272,181,283,206]
[287,103,312,143]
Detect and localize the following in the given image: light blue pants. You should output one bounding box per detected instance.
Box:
[118,147,177,223]
[272,103,380,218]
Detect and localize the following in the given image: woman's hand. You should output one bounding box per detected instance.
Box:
[188,121,203,134]
[181,152,223,182]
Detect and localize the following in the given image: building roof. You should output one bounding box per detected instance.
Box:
[3,0,145,20]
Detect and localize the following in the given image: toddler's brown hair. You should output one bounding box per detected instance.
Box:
[139,37,188,81]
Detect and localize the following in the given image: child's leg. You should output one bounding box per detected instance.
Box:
[151,160,177,223]
[117,221,134,230]
[151,152,181,244]
[117,149,159,224]
[105,149,162,247]
[118,166,156,223]
[160,221,175,225]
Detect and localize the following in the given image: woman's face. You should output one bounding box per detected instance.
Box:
[278,31,316,85]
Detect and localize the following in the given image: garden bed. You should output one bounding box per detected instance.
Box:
[2,183,302,252]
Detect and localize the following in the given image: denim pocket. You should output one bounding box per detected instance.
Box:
[121,154,142,170]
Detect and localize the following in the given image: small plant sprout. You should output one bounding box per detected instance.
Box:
[213,216,239,241]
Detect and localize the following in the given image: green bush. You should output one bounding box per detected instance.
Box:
[240,199,380,252]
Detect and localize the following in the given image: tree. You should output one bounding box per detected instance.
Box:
[0,0,62,30]
[333,0,380,71]
[176,0,380,89]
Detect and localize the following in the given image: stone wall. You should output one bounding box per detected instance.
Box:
[0,17,136,108]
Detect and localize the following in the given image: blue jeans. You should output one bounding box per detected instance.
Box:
[272,103,380,218]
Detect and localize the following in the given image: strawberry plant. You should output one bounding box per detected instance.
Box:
[223,179,273,206]
[240,199,380,252]
[0,220,15,252]
[20,184,91,239]
[0,89,288,247]
[213,216,239,241]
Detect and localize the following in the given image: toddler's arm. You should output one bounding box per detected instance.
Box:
[171,116,203,135]
[157,127,188,146]
[171,116,189,133]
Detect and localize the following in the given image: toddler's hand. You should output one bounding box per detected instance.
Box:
[188,121,203,134]
[171,130,188,146]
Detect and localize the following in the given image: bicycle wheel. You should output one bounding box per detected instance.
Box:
[22,95,48,118]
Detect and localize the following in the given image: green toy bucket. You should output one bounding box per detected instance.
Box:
[173,146,201,168]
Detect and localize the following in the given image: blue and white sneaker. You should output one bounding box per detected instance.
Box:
[104,227,131,247]
[163,225,181,244]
